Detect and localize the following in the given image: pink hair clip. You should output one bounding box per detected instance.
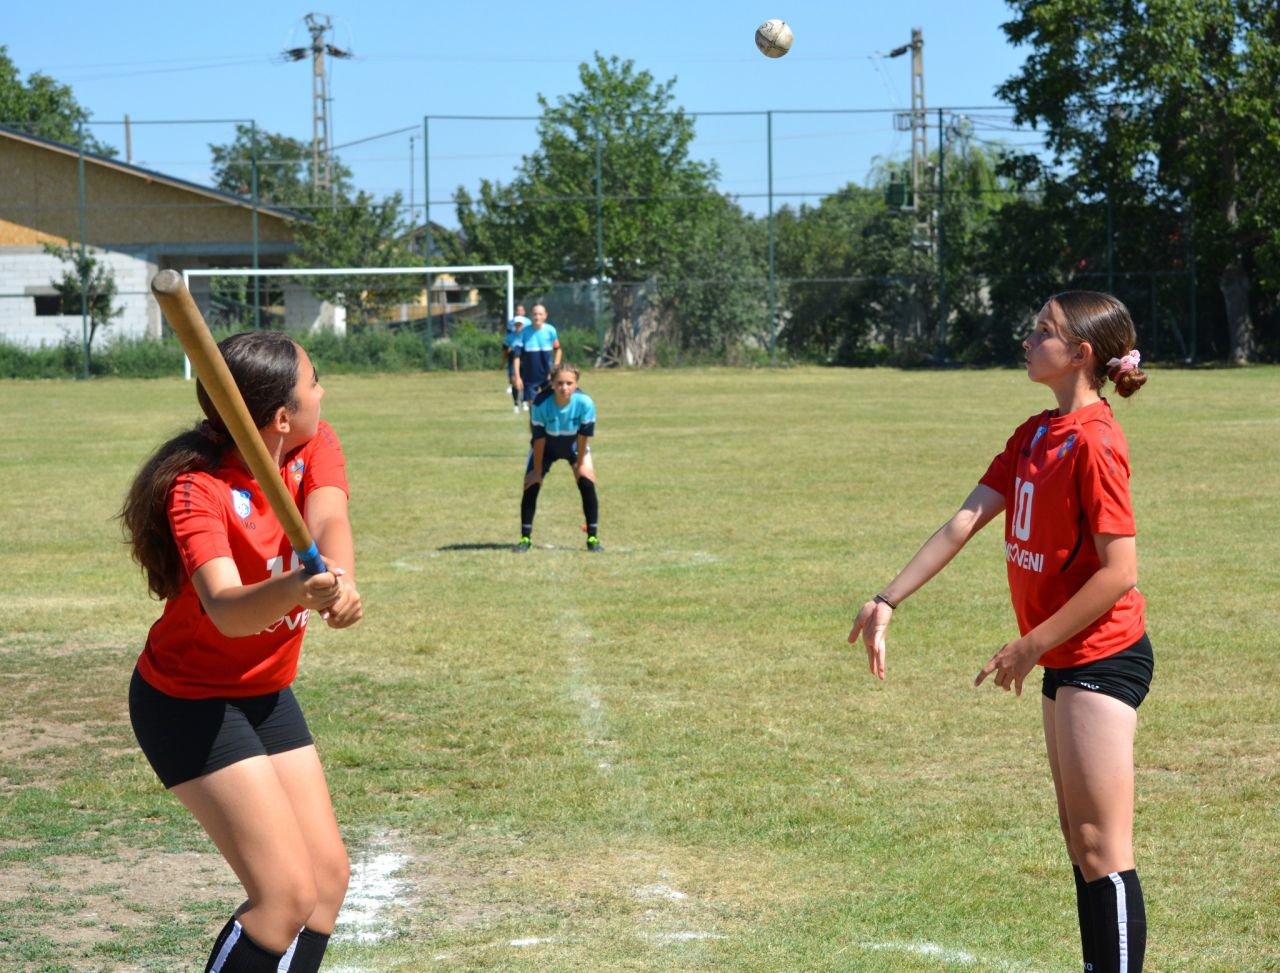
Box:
[1106,349,1141,373]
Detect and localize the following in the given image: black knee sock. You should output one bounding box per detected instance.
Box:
[1086,869,1146,973]
[511,383,519,404]
[204,917,285,973]
[521,483,541,537]
[1074,865,1097,971]
[284,926,332,973]
[576,477,598,536]
[205,917,238,972]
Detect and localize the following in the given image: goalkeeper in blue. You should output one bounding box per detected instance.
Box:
[515,363,601,553]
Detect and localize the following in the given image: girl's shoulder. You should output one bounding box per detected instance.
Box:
[299,420,344,459]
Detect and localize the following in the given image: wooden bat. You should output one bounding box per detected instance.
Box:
[150,269,327,575]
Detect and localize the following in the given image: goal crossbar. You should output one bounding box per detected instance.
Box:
[177,264,515,379]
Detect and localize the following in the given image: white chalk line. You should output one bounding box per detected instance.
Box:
[334,831,411,946]
[636,883,689,901]
[561,609,616,773]
[862,940,1045,972]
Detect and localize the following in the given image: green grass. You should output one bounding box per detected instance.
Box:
[1,366,1277,972]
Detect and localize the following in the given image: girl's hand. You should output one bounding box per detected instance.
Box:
[320,570,362,629]
[974,635,1041,695]
[848,598,895,680]
[523,469,543,489]
[298,570,343,612]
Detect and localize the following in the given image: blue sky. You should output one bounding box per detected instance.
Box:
[4,1,1043,226]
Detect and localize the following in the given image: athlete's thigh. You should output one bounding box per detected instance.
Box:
[269,746,348,896]
[1052,687,1137,851]
[171,756,315,903]
[1041,694,1070,832]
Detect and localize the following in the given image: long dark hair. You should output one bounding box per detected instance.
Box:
[120,332,301,599]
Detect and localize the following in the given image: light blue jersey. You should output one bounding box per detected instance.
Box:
[513,323,560,392]
[530,388,596,441]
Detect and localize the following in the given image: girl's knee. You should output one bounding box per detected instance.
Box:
[316,848,350,907]
[255,876,318,935]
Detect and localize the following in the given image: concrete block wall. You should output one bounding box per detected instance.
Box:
[0,247,157,347]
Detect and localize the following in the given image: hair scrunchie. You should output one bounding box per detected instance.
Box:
[1106,349,1141,373]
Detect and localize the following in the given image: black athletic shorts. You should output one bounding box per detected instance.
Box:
[1042,632,1154,710]
[129,667,314,788]
[525,437,587,476]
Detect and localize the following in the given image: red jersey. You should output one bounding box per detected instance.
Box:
[136,421,349,699]
[978,399,1145,668]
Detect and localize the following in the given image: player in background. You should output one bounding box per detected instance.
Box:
[503,305,529,411]
[515,362,601,553]
[120,331,363,973]
[511,301,560,411]
[847,291,1152,973]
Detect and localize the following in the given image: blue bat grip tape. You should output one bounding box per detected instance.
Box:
[297,541,327,576]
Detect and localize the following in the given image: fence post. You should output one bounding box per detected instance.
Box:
[767,110,777,365]
[77,119,89,380]
[251,120,261,329]
[423,116,433,371]
[936,108,947,360]
[1106,193,1114,293]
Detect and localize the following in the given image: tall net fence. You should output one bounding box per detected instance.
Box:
[0,110,1229,370]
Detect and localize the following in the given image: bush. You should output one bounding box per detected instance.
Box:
[0,323,790,379]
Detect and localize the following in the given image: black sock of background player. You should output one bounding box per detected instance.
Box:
[204,917,285,973]
[511,383,519,405]
[285,926,331,973]
[1086,869,1146,973]
[521,483,541,537]
[576,477,598,535]
[1074,865,1098,971]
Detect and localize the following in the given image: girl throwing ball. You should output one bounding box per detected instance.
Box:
[848,291,1153,973]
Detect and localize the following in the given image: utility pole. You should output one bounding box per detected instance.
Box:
[282,14,352,202]
[889,27,927,231]
[889,27,929,340]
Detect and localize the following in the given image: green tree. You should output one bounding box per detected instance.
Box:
[774,184,888,360]
[0,46,114,155]
[43,243,123,349]
[290,191,420,326]
[933,131,1026,362]
[209,123,353,210]
[998,0,1280,362]
[455,54,746,365]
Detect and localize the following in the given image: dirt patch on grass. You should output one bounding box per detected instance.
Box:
[0,719,103,762]
[0,843,240,968]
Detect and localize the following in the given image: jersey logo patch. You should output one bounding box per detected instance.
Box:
[231,488,252,520]
[1023,425,1048,457]
[290,457,305,484]
[1056,433,1077,459]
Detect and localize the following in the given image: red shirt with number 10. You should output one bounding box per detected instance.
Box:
[978,399,1145,669]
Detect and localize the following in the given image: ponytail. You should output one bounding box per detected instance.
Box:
[119,423,226,599]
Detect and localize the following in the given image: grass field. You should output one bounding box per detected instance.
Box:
[1,365,1277,972]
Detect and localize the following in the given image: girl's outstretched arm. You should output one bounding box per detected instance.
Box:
[849,484,1005,679]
